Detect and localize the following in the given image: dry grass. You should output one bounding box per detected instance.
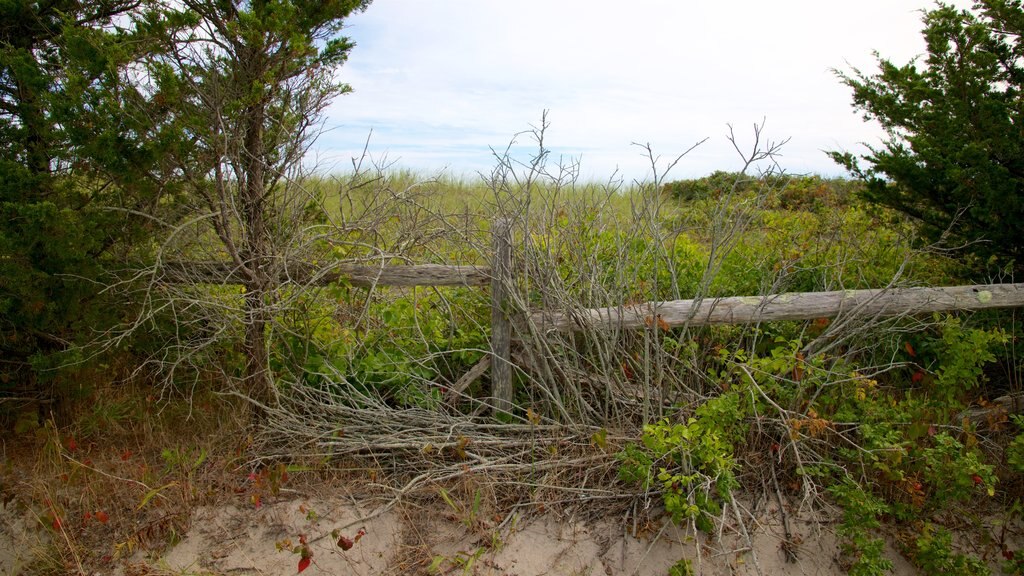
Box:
[0,378,254,574]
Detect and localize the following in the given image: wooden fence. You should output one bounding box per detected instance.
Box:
[168,223,1024,414]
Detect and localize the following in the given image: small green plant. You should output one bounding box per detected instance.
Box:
[912,523,990,576]
[667,557,694,576]
[160,446,207,477]
[828,477,893,576]
[616,442,654,487]
[1008,415,1024,473]
[428,547,486,575]
[917,432,996,506]
[929,316,1008,407]
[439,486,483,532]
[617,393,742,533]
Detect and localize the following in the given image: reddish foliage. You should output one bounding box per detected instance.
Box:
[904,342,916,357]
[793,352,805,382]
[339,527,366,550]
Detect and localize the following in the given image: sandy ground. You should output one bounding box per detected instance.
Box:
[0,490,925,575]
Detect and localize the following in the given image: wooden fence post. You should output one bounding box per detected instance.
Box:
[490,218,513,416]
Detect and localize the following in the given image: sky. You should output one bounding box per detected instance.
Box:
[315,0,973,182]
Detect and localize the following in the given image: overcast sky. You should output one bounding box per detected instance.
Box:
[315,1,972,182]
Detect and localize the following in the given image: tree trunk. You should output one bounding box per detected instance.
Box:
[239,77,275,411]
[242,290,273,410]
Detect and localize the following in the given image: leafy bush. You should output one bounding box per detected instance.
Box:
[829,477,893,576]
[912,524,990,576]
[617,393,744,532]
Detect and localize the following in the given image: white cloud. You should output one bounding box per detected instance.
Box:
[318,0,974,181]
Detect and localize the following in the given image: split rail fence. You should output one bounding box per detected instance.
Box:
[173,219,1024,413]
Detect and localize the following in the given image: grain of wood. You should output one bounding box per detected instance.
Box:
[529,283,1024,332]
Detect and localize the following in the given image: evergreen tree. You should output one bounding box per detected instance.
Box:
[132,0,372,408]
[831,0,1024,275]
[0,1,183,396]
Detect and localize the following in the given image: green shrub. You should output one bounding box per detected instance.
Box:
[829,478,893,576]
[617,393,744,532]
[912,523,990,576]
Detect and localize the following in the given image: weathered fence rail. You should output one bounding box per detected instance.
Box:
[529,283,1024,332]
[160,260,490,288]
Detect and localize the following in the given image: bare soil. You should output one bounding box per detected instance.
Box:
[2,482,931,575]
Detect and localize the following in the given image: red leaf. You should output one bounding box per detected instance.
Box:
[354,527,366,543]
[120,449,132,461]
[972,474,983,485]
[904,342,916,357]
[66,437,78,453]
[655,315,671,333]
[338,535,353,550]
[297,556,311,573]
[52,516,62,531]
[95,510,109,524]
[911,370,925,383]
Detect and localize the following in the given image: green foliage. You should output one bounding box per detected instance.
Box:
[526,210,706,305]
[690,316,1007,573]
[664,172,859,213]
[918,433,996,504]
[662,171,754,202]
[616,443,654,487]
[832,0,1024,274]
[912,523,990,576]
[829,478,893,576]
[272,285,488,409]
[667,558,695,576]
[929,316,1008,407]
[617,393,743,532]
[127,0,375,406]
[0,1,191,399]
[1008,415,1024,473]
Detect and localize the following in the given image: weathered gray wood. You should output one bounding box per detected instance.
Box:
[959,393,1024,427]
[530,283,1024,332]
[490,218,513,416]
[159,261,490,288]
[445,356,491,404]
